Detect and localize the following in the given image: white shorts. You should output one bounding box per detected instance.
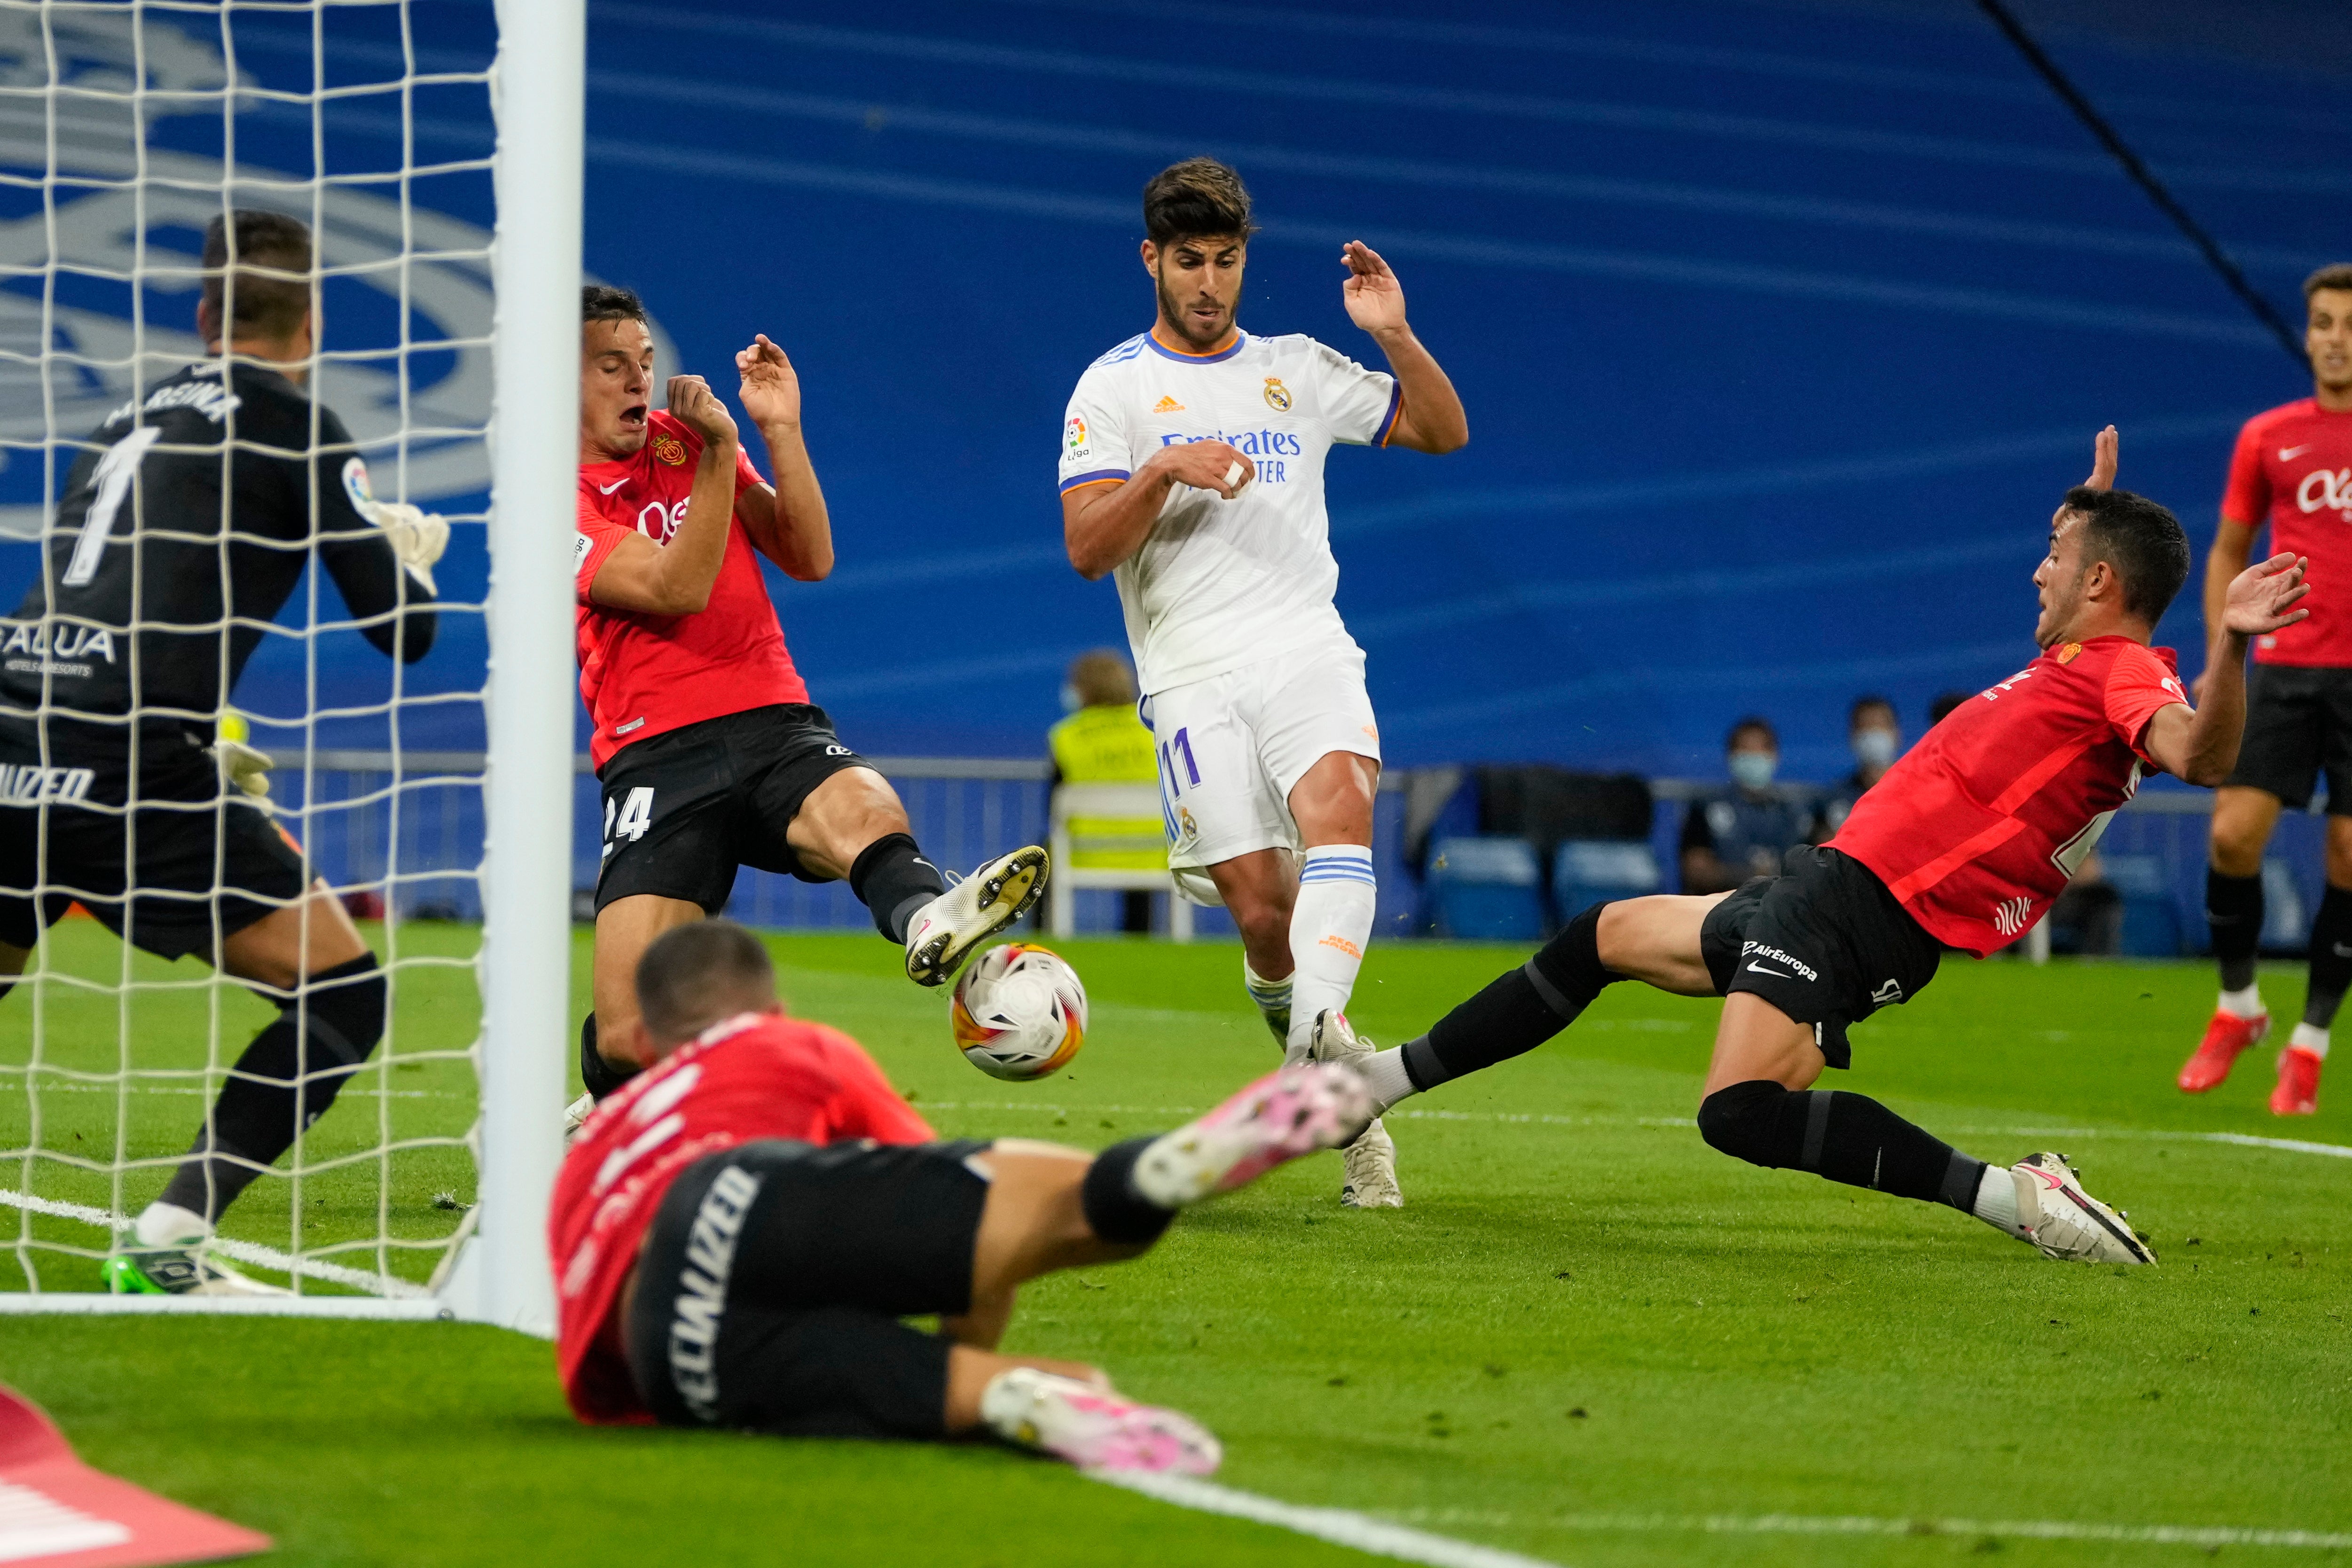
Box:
[1141,643,1380,871]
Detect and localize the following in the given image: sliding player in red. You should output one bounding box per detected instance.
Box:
[1309,431,2310,1263]
[553,920,1370,1468]
[569,288,1046,1121]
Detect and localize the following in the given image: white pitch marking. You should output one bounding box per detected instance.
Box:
[1396,1509,2352,1552]
[1090,1472,1565,1568]
[0,1188,431,1299]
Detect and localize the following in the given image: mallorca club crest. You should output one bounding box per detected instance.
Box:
[1262,376,1292,412]
[2055,642,2084,665]
[652,433,688,466]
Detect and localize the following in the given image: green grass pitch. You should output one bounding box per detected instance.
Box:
[0,921,2346,1566]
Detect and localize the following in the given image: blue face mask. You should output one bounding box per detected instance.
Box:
[1852,728,1898,769]
[1728,751,1777,792]
[1059,683,1084,714]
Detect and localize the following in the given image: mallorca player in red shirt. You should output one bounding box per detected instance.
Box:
[2178,263,2352,1116]
[568,288,1049,1118]
[1300,431,2309,1264]
[551,919,1370,1469]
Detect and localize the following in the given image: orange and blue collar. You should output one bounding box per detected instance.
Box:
[1148,324,1247,364]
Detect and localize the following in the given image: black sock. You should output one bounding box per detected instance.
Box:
[580,1013,637,1100]
[1697,1080,1984,1211]
[2207,868,2264,993]
[2304,884,2352,1031]
[1401,902,1622,1091]
[849,833,948,944]
[1079,1137,1175,1245]
[157,954,384,1224]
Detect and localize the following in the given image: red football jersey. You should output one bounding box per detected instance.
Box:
[575,411,811,769]
[547,1010,934,1424]
[1830,635,2187,958]
[2220,399,2352,667]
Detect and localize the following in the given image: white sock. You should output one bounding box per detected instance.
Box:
[133,1201,210,1249]
[1283,846,1377,1057]
[2289,1023,2330,1059]
[1357,1047,1417,1115]
[1970,1163,2031,1242]
[1242,958,1293,1049]
[2219,983,2265,1019]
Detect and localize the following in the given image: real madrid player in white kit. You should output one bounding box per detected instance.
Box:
[1058,159,1467,1207]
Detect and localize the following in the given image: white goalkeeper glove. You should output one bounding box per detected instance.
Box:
[362,499,449,596]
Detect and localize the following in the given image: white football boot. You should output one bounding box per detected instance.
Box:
[2010,1152,2156,1264]
[1307,1010,1403,1209]
[979,1367,1221,1475]
[1132,1061,1373,1208]
[903,845,1051,987]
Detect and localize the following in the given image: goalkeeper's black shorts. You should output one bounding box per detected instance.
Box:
[0,722,308,959]
[625,1137,994,1440]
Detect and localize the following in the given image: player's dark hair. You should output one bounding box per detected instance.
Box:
[636,920,776,1046]
[582,284,648,325]
[2304,263,2352,302]
[1928,691,1969,725]
[1143,158,1257,248]
[2062,486,2191,625]
[1847,695,1895,731]
[202,210,312,345]
[1725,715,1777,752]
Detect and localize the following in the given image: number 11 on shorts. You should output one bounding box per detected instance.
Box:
[1160,728,1200,797]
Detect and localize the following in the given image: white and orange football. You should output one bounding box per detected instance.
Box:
[950,943,1088,1082]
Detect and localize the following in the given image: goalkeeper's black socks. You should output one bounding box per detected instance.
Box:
[1361,903,1623,1108]
[1078,1137,1176,1245]
[849,833,947,944]
[580,1012,637,1100]
[157,954,384,1223]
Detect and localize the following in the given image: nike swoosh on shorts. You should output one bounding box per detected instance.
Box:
[1746,962,1798,980]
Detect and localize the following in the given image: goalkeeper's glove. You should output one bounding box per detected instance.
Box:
[213,738,274,801]
[362,499,449,596]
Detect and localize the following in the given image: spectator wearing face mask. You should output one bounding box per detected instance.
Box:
[1679,716,1820,894]
[1820,695,1903,836]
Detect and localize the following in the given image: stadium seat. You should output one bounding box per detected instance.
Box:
[2099,854,2183,957]
[1047,783,1191,941]
[1552,839,1662,923]
[1426,836,1544,941]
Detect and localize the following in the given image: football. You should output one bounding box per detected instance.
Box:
[950,943,1089,1082]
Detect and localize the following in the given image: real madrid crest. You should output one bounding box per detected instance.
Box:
[652,434,688,466]
[1262,376,1292,412]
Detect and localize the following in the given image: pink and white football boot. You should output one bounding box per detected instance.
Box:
[1131,1061,1374,1209]
[980,1368,1221,1475]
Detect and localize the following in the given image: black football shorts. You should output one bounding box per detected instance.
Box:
[0,722,308,960]
[1698,845,1944,1070]
[2224,663,2352,814]
[624,1137,994,1439]
[594,704,874,914]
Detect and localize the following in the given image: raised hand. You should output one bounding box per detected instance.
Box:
[735,334,803,431]
[1147,439,1255,500]
[2225,551,2311,637]
[2082,424,2117,492]
[666,374,737,446]
[1339,241,1408,337]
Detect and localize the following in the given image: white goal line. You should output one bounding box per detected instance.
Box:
[0,1188,430,1299]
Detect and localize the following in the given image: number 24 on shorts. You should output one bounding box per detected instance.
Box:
[603,786,653,860]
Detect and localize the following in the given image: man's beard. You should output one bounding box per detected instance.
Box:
[1157,275,1231,348]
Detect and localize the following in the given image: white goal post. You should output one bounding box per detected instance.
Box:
[0,0,581,1332]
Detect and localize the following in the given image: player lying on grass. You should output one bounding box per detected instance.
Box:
[0,211,448,1294]
[554,920,1372,1472]
[1311,430,2311,1265]
[569,287,1047,1124]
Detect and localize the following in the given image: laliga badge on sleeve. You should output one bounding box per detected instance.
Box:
[0,1383,270,1565]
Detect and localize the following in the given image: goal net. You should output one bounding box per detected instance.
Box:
[0,0,577,1325]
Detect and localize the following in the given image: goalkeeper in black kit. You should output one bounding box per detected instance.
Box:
[0,210,447,1294]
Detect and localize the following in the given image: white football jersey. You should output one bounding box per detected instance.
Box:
[1058,328,1399,695]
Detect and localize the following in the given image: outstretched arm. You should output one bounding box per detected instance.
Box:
[2145,550,2310,785]
[1338,241,1466,455]
[587,376,741,616]
[729,334,833,582]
